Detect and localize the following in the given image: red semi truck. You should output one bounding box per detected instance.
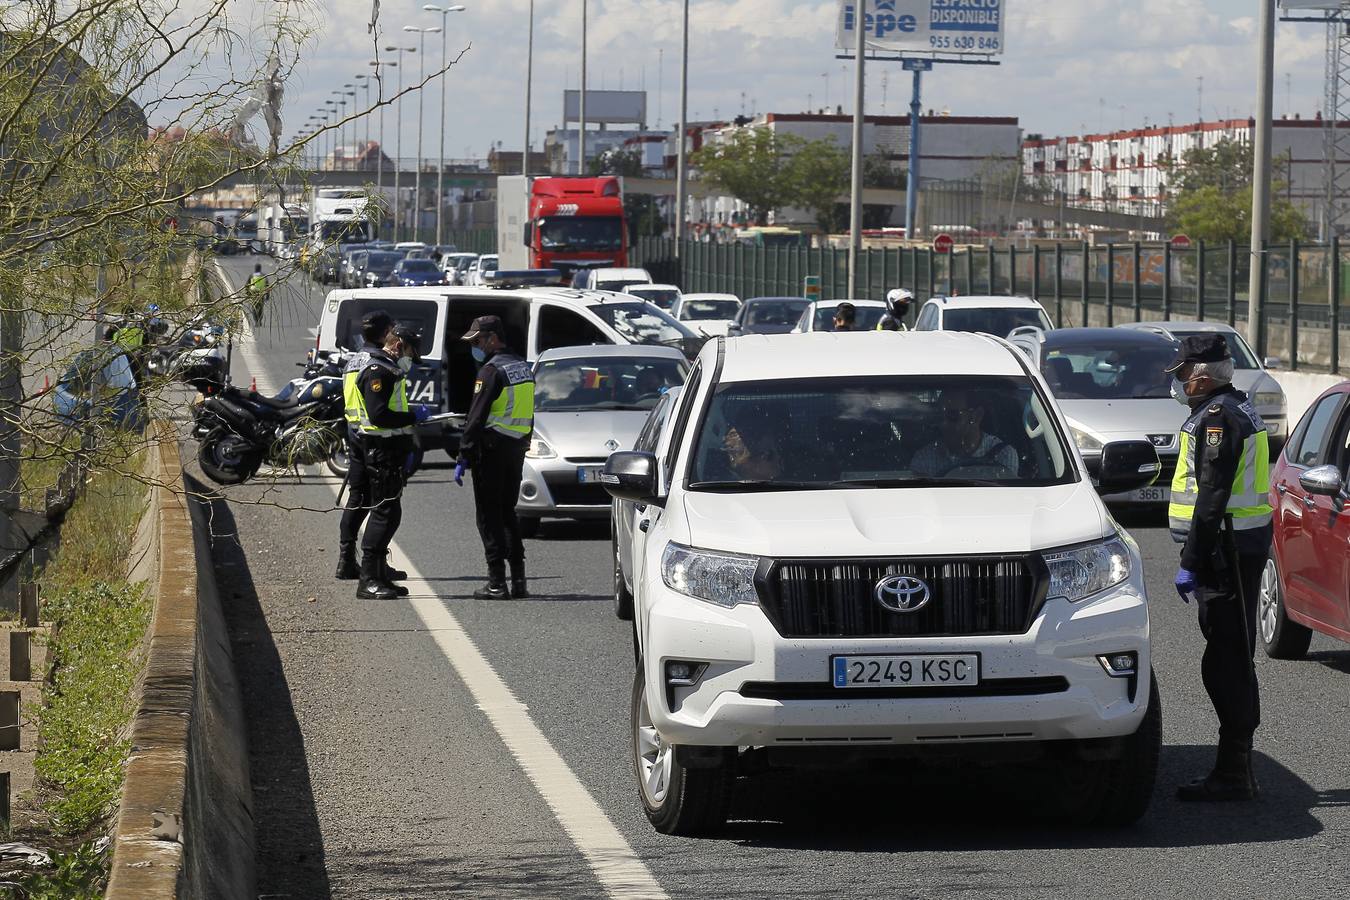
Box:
[496,175,628,280]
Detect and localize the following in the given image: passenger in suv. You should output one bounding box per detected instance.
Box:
[604,331,1164,835]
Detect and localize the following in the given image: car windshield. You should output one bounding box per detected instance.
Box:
[455,257,476,271]
[481,257,499,272]
[1167,329,1260,369]
[591,302,696,348]
[367,251,404,273]
[745,299,808,327]
[812,306,886,331]
[539,216,624,252]
[320,221,370,243]
[598,278,649,292]
[688,375,1073,489]
[627,288,680,310]
[681,299,740,320]
[399,259,439,273]
[534,357,686,412]
[943,307,1051,335]
[1041,343,1176,399]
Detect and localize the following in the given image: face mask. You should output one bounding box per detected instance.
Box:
[471,346,487,363]
[397,356,413,374]
[1171,375,1204,405]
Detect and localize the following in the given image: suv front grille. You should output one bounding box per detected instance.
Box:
[758,555,1046,638]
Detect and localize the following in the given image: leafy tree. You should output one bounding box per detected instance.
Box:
[589,148,664,238]
[690,128,795,225]
[782,136,851,233]
[1162,138,1309,242]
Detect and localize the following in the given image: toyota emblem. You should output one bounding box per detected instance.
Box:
[874,575,932,613]
[604,439,620,451]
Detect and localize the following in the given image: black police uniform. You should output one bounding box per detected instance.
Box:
[355,349,417,598]
[460,348,534,598]
[338,340,382,578]
[1170,336,1272,800]
[876,314,905,331]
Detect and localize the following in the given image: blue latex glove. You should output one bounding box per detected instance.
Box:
[1174,567,1198,603]
[412,404,432,423]
[453,457,467,486]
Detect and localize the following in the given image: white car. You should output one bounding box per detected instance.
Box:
[604,331,1162,835]
[572,267,653,292]
[790,298,887,333]
[672,293,742,338]
[622,283,682,312]
[914,294,1053,335]
[439,251,479,283]
[1117,320,1289,444]
[466,253,499,286]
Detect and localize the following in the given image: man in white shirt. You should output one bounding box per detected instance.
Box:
[912,389,1019,479]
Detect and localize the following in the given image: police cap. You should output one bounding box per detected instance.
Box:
[393,324,423,362]
[461,314,504,341]
[1164,332,1231,373]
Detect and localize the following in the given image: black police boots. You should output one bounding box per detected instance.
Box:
[335,542,360,580]
[1177,742,1259,802]
[510,561,528,599]
[474,564,510,600]
[356,553,400,600]
[383,552,408,582]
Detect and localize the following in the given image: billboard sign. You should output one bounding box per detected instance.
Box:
[836,1,1006,56]
[563,90,647,126]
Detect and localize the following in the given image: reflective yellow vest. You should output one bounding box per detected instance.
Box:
[352,357,412,437]
[486,355,535,439]
[113,324,145,350]
[341,350,372,428]
[1168,394,1272,536]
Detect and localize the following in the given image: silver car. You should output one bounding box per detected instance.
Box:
[1117,320,1288,445]
[1009,326,1185,505]
[517,345,689,536]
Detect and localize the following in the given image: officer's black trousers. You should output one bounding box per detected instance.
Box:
[1195,550,1266,749]
[359,441,405,560]
[339,433,370,545]
[471,432,528,574]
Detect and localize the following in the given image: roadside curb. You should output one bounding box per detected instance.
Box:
[105,421,255,899]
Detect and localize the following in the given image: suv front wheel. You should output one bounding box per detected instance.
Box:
[1057,672,1162,826]
[631,666,732,835]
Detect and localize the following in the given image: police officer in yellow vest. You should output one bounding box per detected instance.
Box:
[337,309,397,582]
[1166,333,1272,802]
[349,324,430,599]
[457,315,535,600]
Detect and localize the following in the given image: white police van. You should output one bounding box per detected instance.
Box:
[314,271,703,449]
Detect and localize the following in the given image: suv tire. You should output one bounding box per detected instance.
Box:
[1056,672,1161,827]
[1259,553,1311,660]
[631,666,731,836]
[613,530,634,620]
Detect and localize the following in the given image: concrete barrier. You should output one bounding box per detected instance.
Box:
[105,423,254,899]
[1269,370,1349,428]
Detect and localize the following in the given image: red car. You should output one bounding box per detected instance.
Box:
[1261,380,1350,657]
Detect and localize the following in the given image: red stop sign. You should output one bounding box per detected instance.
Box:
[932,233,954,254]
[1170,233,1192,250]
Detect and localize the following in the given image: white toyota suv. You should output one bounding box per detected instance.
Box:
[603,331,1163,835]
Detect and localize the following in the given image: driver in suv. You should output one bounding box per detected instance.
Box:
[603,330,1164,836]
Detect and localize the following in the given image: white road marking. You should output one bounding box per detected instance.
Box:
[229,314,669,899]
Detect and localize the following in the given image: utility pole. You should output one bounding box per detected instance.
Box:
[905,66,924,240]
[370,60,396,236]
[524,0,534,175]
[424,6,466,247]
[675,0,690,255]
[579,0,588,175]
[1247,0,1276,348]
[404,26,441,244]
[387,44,414,241]
[847,0,866,298]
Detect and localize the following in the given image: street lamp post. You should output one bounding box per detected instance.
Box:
[355,74,371,167]
[674,0,689,254]
[523,0,534,176]
[403,25,442,244]
[324,101,338,169]
[386,44,416,241]
[424,5,467,248]
[579,0,588,175]
[370,60,397,234]
[331,90,348,167]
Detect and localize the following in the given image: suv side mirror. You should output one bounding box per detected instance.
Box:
[1097,440,1161,494]
[1263,356,1284,369]
[727,323,742,336]
[602,451,663,505]
[522,222,532,246]
[1298,464,1344,497]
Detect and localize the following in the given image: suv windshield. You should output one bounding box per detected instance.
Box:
[539,216,623,251]
[744,299,808,327]
[398,259,439,273]
[627,288,680,310]
[812,306,886,331]
[682,299,740,320]
[592,302,695,348]
[366,251,404,274]
[1041,343,1175,399]
[534,356,686,412]
[689,375,1073,489]
[943,307,1050,335]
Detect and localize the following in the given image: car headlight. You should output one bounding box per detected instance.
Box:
[1253,391,1285,410]
[526,436,556,459]
[1071,426,1103,453]
[660,542,760,608]
[1041,536,1132,603]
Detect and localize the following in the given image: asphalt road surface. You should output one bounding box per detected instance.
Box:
[199,257,1349,899]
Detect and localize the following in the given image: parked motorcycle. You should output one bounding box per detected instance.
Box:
[188,352,350,485]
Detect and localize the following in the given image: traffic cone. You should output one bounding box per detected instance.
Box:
[250,376,257,392]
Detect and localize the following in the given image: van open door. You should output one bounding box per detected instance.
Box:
[443,295,533,417]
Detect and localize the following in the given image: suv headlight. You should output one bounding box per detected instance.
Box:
[526,436,556,459]
[661,542,759,608]
[1041,536,1132,603]
[1253,391,1285,410]
[1071,426,1103,453]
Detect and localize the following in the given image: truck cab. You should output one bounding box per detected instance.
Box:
[498,176,628,282]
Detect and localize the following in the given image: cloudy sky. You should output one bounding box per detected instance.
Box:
[261,0,1331,157]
